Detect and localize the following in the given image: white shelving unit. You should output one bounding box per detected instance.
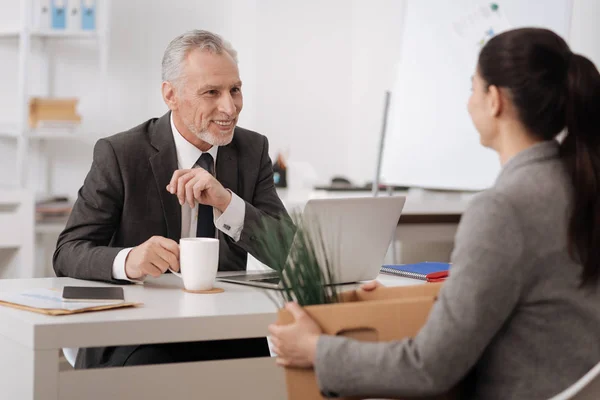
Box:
[0,188,35,278]
[0,27,19,38]
[34,221,66,234]
[0,0,111,277]
[1,0,110,182]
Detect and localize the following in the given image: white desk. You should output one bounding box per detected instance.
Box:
[277,188,474,216]
[0,272,418,400]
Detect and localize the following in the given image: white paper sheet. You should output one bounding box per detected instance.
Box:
[0,288,124,311]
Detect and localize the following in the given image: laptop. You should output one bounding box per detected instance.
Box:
[218,196,406,289]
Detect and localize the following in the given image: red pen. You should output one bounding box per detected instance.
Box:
[426,271,449,283]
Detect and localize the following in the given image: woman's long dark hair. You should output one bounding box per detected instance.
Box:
[478,28,600,287]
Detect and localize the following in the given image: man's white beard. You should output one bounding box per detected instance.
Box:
[186,121,235,146]
[195,129,235,146]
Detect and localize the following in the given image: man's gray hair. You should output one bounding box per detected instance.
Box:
[161,29,238,85]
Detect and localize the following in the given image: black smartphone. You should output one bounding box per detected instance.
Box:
[62,286,125,302]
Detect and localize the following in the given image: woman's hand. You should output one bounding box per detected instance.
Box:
[268,302,323,368]
[360,280,384,292]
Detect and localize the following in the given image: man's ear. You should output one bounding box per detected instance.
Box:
[486,84,503,117]
[162,81,178,111]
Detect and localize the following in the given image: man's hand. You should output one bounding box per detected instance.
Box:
[125,236,180,280]
[166,168,232,212]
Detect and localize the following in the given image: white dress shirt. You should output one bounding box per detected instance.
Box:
[111,114,246,281]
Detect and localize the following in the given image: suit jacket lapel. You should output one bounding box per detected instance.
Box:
[217,138,239,195]
[149,111,181,242]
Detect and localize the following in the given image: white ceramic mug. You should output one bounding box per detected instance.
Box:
[170,238,219,291]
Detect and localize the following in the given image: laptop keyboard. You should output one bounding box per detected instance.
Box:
[252,277,281,285]
[219,271,282,286]
[247,272,278,280]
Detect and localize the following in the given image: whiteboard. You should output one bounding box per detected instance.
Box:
[381,0,573,191]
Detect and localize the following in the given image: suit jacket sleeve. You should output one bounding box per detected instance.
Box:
[235,136,294,267]
[53,138,129,284]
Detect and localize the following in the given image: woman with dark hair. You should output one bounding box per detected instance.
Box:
[269,28,600,399]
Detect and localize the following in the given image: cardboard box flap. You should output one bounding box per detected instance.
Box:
[278,296,436,341]
[356,282,442,302]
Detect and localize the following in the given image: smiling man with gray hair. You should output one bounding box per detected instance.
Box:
[53,29,291,368]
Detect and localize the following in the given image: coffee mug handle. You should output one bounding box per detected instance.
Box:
[168,268,182,278]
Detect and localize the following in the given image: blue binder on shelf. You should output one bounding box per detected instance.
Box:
[51,0,66,29]
[380,262,450,282]
[81,0,96,31]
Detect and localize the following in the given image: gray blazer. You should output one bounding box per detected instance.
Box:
[316,141,600,400]
[53,111,291,368]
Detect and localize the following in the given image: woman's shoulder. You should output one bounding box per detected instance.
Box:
[462,189,520,231]
[494,157,570,204]
[463,159,571,241]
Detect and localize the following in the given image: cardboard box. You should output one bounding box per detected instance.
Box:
[277,282,460,400]
[29,97,81,128]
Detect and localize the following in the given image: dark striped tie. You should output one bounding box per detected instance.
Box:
[195,152,216,238]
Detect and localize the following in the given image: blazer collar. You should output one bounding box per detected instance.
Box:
[496,140,560,184]
[149,111,181,241]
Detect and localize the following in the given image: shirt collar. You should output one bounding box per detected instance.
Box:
[170,112,218,169]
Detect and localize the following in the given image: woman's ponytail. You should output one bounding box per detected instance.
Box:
[561,53,600,287]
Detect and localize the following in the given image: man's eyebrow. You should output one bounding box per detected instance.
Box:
[198,84,220,93]
[197,81,243,93]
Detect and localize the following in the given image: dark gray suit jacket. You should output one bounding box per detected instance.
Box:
[54,111,291,282]
[53,112,291,367]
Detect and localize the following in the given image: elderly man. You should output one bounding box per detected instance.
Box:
[54,30,291,368]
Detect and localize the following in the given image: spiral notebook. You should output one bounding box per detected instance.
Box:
[380,262,450,282]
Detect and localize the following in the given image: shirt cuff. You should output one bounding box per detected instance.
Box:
[112,247,144,284]
[214,190,245,241]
